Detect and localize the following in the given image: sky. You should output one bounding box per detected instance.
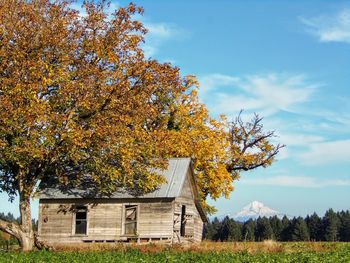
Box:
[1,0,350,219]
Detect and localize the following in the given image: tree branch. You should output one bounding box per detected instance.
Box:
[0,218,21,242]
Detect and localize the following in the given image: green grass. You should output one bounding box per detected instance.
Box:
[1,250,350,263]
[0,242,349,263]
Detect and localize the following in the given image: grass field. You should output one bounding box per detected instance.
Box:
[0,241,349,262]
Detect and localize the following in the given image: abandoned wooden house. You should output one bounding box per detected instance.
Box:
[38,158,207,245]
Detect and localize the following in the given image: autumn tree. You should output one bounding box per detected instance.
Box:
[0,0,283,250]
[0,0,189,250]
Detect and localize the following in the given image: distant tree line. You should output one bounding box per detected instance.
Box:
[204,209,350,242]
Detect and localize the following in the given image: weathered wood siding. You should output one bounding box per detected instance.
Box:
[88,203,122,240]
[174,169,204,243]
[38,199,174,244]
[38,203,74,243]
[193,216,204,242]
[38,201,123,244]
[138,202,173,238]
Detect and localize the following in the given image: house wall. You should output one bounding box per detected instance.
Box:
[138,202,173,239]
[38,198,173,245]
[174,169,204,243]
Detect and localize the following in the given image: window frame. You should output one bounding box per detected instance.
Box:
[73,205,88,236]
[122,204,139,236]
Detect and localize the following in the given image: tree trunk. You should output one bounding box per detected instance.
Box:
[0,196,35,251]
[18,195,34,251]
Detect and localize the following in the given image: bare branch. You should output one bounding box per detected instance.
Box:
[227,111,285,175]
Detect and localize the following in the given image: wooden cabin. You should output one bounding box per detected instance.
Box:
[38,158,207,245]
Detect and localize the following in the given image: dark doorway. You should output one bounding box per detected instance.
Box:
[180,205,186,237]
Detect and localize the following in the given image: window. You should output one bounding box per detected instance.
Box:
[124,205,137,235]
[75,206,87,235]
[180,205,186,237]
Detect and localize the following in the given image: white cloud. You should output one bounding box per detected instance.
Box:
[199,73,316,116]
[198,72,350,168]
[199,74,239,94]
[301,9,350,43]
[278,133,324,147]
[145,23,177,39]
[241,74,315,113]
[143,22,183,58]
[240,175,350,188]
[299,139,350,165]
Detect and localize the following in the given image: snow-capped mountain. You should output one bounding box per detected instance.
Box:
[233,201,285,222]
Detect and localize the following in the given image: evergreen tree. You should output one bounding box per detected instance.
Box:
[219,217,242,241]
[228,220,242,241]
[280,215,291,241]
[242,219,256,241]
[305,212,322,241]
[219,216,232,241]
[291,217,309,241]
[269,216,283,241]
[204,209,350,242]
[204,217,221,241]
[323,209,340,241]
[255,217,274,241]
[339,211,350,242]
[203,219,214,240]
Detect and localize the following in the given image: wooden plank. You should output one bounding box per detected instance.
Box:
[137,202,173,236]
[39,200,177,243]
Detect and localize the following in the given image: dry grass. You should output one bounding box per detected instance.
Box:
[0,232,11,241]
[49,240,344,254]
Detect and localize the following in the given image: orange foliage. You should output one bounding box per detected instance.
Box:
[0,1,283,215]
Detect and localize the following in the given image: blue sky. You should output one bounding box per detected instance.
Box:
[1,0,350,219]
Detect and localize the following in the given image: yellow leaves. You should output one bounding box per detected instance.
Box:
[185,75,199,89]
[0,1,282,215]
[0,139,6,149]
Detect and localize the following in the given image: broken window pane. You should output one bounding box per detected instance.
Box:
[124,205,137,235]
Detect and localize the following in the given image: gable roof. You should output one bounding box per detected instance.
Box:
[40,158,192,200]
[40,158,208,222]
